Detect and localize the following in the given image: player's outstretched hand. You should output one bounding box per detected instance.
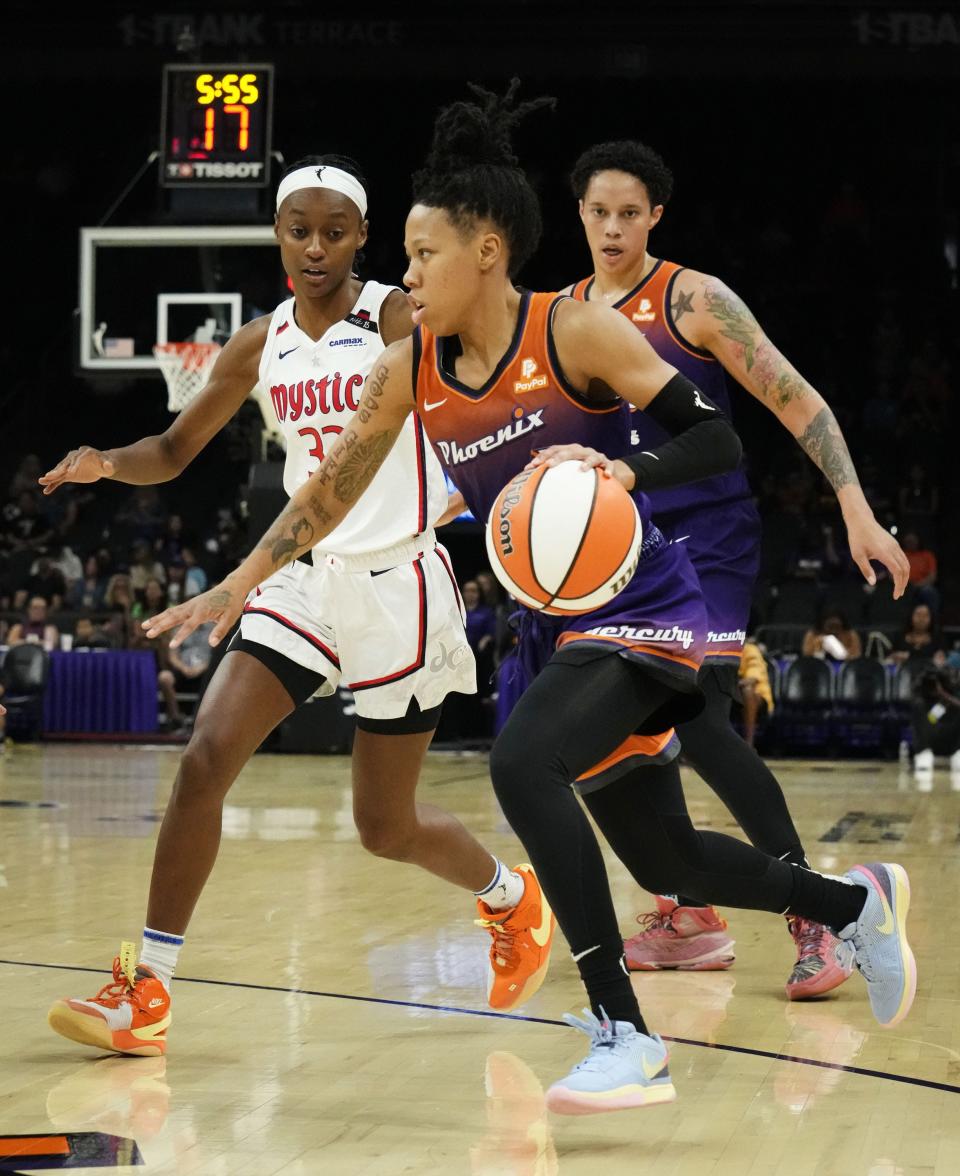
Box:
[846,513,911,599]
[142,580,245,649]
[38,447,115,495]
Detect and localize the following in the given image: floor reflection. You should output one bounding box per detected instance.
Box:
[46,1055,170,1142]
[471,1051,558,1176]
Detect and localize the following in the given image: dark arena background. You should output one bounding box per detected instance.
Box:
[1,3,960,1173]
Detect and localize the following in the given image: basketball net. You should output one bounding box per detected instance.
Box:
[153,342,221,412]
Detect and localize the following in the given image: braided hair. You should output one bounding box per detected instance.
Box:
[569,141,674,208]
[411,79,555,277]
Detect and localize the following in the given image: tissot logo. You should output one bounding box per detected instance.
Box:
[435,409,547,467]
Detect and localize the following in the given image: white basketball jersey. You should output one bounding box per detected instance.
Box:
[258,282,447,555]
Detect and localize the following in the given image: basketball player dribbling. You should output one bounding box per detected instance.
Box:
[41,155,557,1058]
[539,140,909,997]
[145,85,916,1114]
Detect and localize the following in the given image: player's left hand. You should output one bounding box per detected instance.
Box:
[845,513,910,598]
[526,443,615,474]
[526,444,637,491]
[142,578,246,648]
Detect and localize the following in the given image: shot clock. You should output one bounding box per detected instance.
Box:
[160,63,274,188]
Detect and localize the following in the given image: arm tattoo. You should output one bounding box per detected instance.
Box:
[358,362,389,425]
[796,406,860,493]
[702,280,760,368]
[671,289,695,323]
[703,278,810,410]
[333,432,397,503]
[257,507,316,570]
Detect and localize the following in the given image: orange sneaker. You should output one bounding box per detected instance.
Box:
[47,942,171,1057]
[475,864,556,1012]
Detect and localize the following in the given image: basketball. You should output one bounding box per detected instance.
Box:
[485,460,643,615]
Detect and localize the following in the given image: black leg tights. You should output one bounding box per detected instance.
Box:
[658,665,807,906]
[490,652,866,1033]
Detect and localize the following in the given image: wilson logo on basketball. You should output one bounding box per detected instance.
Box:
[514,357,548,394]
[270,372,364,422]
[435,409,546,468]
[494,468,536,557]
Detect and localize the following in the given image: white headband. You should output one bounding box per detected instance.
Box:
[275,165,368,218]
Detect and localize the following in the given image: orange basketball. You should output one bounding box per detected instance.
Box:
[485,460,642,615]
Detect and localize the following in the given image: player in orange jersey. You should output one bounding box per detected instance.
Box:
[551,140,908,998]
[145,84,915,1112]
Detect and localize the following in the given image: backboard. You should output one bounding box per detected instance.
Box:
[77,225,283,374]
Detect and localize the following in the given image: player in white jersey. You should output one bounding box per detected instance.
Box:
[41,156,556,1057]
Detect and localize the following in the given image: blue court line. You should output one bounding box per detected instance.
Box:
[9,958,959,1097]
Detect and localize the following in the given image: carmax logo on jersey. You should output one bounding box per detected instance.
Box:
[435,408,547,467]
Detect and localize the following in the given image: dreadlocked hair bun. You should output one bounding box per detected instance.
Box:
[412,79,555,277]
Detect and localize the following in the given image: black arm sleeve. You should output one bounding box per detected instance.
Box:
[621,372,743,491]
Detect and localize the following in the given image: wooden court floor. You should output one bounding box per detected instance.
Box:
[1,743,959,1175]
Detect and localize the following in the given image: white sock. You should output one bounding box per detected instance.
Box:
[139,927,184,990]
[474,858,525,912]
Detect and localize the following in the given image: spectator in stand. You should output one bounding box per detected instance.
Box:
[891,603,944,668]
[129,539,167,594]
[738,640,774,749]
[462,579,496,695]
[103,572,135,648]
[165,561,186,605]
[128,578,185,732]
[7,454,43,499]
[898,463,938,542]
[156,514,188,565]
[802,607,862,663]
[901,338,952,428]
[793,519,843,582]
[167,621,216,727]
[15,555,67,611]
[73,616,111,649]
[911,662,960,774]
[8,596,60,650]
[49,543,83,595]
[66,554,108,611]
[475,568,512,661]
[4,490,54,554]
[900,531,939,613]
[181,546,207,598]
[116,486,167,542]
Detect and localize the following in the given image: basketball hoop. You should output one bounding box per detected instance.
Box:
[153,341,221,412]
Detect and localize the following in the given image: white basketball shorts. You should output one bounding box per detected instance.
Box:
[237,532,476,720]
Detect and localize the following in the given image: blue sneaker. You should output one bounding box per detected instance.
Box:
[544,1008,676,1115]
[838,863,917,1028]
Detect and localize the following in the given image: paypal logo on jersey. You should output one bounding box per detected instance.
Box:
[435,408,547,468]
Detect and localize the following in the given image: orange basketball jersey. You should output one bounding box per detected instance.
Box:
[413,291,643,528]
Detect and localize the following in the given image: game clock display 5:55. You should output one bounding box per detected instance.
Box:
[160,63,274,188]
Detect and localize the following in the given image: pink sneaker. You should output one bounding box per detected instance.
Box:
[623,897,736,971]
[785,916,855,1000]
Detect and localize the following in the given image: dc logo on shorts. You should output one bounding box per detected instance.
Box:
[430,642,470,672]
